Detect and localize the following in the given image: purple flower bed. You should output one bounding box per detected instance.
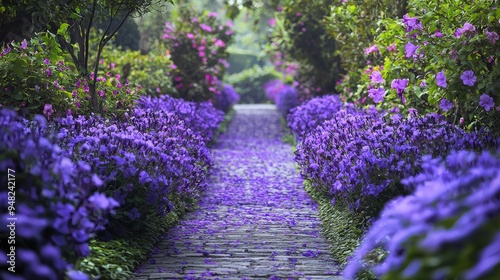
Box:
[0,93,224,278]
[295,109,498,216]
[137,94,224,142]
[344,149,500,279]
[213,83,240,113]
[0,109,118,280]
[287,94,358,139]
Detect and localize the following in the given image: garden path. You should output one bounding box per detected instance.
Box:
[132,104,341,280]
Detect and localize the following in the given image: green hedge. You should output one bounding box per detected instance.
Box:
[226,48,266,74]
[224,65,281,104]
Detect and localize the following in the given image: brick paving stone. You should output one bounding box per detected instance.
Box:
[132,104,341,280]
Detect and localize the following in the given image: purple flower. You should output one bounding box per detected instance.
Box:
[479,94,494,111]
[420,81,427,88]
[128,208,141,220]
[88,192,119,210]
[370,71,384,84]
[402,14,422,32]
[434,30,443,38]
[43,104,54,119]
[455,22,476,38]
[460,70,476,86]
[391,79,409,94]
[404,42,419,58]
[368,87,386,103]
[436,71,447,88]
[20,39,27,49]
[485,29,499,44]
[439,98,453,112]
[364,45,379,55]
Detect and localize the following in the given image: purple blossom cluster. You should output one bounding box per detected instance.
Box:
[213,83,240,113]
[0,109,118,280]
[287,94,358,139]
[137,94,224,142]
[264,79,285,103]
[295,108,498,216]
[344,149,500,279]
[263,78,301,117]
[56,96,222,238]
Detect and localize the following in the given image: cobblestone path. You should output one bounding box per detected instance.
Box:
[133,104,341,280]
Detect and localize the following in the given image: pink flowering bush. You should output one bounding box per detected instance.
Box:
[162,9,234,102]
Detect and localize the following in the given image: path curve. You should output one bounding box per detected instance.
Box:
[133,104,341,280]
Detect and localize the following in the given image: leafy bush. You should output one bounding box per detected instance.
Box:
[295,109,498,218]
[224,65,281,104]
[162,9,234,101]
[226,48,265,74]
[99,43,176,97]
[0,34,144,119]
[345,149,500,280]
[0,34,74,118]
[0,109,118,280]
[325,0,407,99]
[336,0,500,132]
[269,0,342,96]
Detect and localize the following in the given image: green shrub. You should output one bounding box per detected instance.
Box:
[226,48,265,74]
[224,65,281,103]
[269,0,342,97]
[0,33,74,118]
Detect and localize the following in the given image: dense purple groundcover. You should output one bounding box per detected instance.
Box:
[345,149,500,279]
[0,109,118,280]
[0,94,224,279]
[294,102,498,215]
[287,95,358,139]
[137,94,225,142]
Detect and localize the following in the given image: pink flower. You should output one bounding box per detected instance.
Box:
[200,24,213,32]
[214,39,225,47]
[170,64,177,69]
[43,104,54,119]
[268,18,276,27]
[186,33,195,39]
[387,43,397,52]
[208,12,217,17]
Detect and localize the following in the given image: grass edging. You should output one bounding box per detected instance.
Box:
[303,180,364,267]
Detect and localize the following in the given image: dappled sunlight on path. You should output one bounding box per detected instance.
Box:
[133,104,341,279]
